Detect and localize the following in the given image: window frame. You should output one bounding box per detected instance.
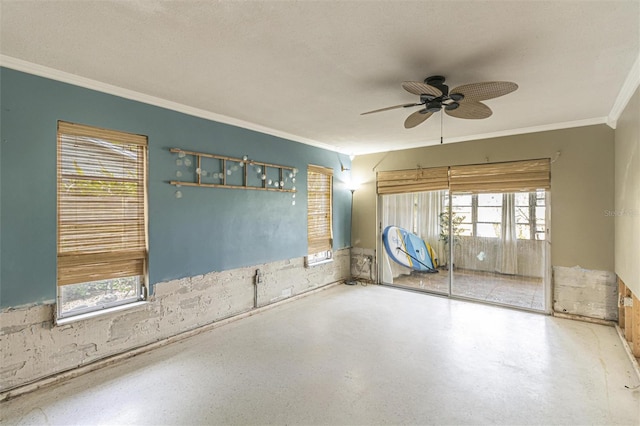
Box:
[306,164,333,266]
[475,193,502,238]
[56,121,148,320]
[447,191,544,240]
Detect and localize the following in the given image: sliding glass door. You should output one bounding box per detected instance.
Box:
[376,159,551,312]
[449,191,548,311]
[379,189,549,312]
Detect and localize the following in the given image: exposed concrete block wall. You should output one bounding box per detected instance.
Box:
[0,249,349,393]
[553,266,618,321]
[351,247,376,282]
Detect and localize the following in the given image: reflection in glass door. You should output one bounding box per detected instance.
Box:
[380,190,449,295]
[449,191,548,311]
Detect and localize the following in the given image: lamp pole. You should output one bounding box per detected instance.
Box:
[346,188,357,285]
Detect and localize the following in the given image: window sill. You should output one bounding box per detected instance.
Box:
[55,301,148,326]
[305,258,334,268]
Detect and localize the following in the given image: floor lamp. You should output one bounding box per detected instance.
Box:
[346,186,358,285]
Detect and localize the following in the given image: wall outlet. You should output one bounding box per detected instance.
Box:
[282,288,292,298]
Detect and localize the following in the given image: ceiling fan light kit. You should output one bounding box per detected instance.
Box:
[362,75,518,129]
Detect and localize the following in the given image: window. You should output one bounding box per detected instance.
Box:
[306,165,333,265]
[446,191,544,240]
[515,190,546,240]
[449,194,474,236]
[57,121,148,319]
[446,193,502,237]
[476,193,502,238]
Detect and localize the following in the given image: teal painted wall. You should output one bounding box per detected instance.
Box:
[0,68,351,308]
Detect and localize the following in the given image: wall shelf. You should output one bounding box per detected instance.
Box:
[170,148,298,193]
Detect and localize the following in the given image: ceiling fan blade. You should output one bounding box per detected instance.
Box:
[404,110,434,128]
[402,81,443,97]
[445,101,492,119]
[361,103,421,115]
[450,81,518,101]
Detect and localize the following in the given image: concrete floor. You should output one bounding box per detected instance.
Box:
[391,269,545,311]
[1,285,639,425]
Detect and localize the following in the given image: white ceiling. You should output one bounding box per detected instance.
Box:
[1,1,638,155]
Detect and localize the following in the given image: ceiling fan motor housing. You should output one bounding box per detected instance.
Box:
[424,75,448,96]
[426,101,442,113]
[422,76,463,111]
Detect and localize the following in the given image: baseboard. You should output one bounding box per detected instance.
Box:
[552,311,617,327]
[615,325,640,382]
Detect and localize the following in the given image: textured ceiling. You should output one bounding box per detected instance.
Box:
[1,1,638,155]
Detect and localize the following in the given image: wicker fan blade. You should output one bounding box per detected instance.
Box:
[361,103,421,115]
[450,81,518,101]
[404,110,434,128]
[445,101,492,119]
[402,81,443,97]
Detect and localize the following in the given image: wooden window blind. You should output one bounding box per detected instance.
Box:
[377,167,449,195]
[57,121,148,287]
[307,165,333,254]
[377,159,550,195]
[449,159,550,193]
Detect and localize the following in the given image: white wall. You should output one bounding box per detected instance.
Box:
[614,87,640,296]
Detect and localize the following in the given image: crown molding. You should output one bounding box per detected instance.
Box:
[0,55,622,156]
[354,117,609,156]
[607,55,640,129]
[0,55,342,153]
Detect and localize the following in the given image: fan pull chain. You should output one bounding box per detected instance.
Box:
[440,111,443,144]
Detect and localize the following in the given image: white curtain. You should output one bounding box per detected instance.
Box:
[416,191,446,267]
[381,193,415,281]
[496,193,518,274]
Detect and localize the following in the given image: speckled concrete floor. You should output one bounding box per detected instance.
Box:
[390,269,545,311]
[1,285,638,425]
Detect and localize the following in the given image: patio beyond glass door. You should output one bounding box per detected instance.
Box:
[449,191,547,311]
[379,189,548,312]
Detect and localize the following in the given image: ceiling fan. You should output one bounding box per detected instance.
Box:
[362,76,518,129]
